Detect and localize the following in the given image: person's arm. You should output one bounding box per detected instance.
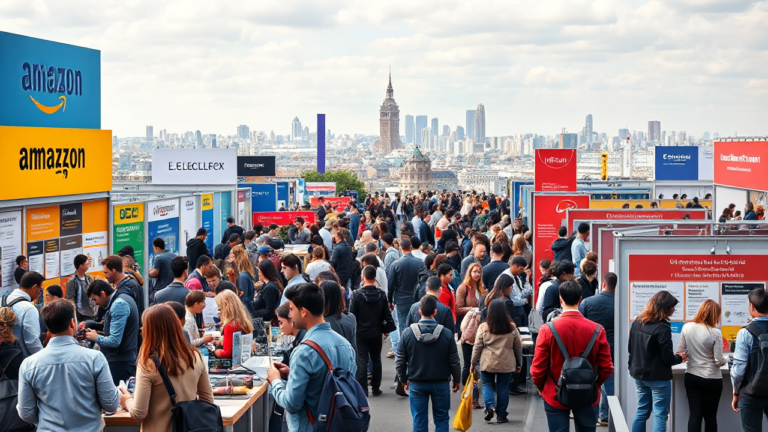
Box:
[16,365,39,424]
[329,246,339,268]
[348,292,359,317]
[513,330,523,369]
[94,353,120,414]
[21,307,43,355]
[97,300,130,348]
[595,328,614,387]
[455,285,472,316]
[149,256,160,278]
[288,225,297,243]
[530,325,551,390]
[448,331,461,385]
[470,325,485,367]
[185,317,206,347]
[712,329,726,366]
[271,346,313,414]
[677,324,688,354]
[405,304,416,327]
[731,328,751,392]
[657,323,683,366]
[65,279,76,302]
[215,323,235,358]
[382,298,394,334]
[395,329,409,384]
[578,298,587,316]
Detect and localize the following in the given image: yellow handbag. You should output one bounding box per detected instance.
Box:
[452,372,474,431]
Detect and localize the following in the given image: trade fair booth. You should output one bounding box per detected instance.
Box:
[713,138,768,218]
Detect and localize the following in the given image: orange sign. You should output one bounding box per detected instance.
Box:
[27,206,60,242]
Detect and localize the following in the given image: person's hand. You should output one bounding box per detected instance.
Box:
[78,322,86,330]
[118,386,132,409]
[469,365,476,375]
[452,382,460,393]
[266,362,282,384]
[389,303,394,311]
[238,290,244,297]
[677,351,688,362]
[732,393,740,412]
[205,291,216,298]
[85,329,99,342]
[273,362,290,380]
[202,334,215,344]
[516,366,522,373]
[214,339,222,347]
[403,381,409,391]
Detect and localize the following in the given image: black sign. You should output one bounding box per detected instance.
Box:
[237,156,276,177]
[722,283,764,295]
[60,203,83,236]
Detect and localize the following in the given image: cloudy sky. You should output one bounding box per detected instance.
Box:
[2,0,766,138]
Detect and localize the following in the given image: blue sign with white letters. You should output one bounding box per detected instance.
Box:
[244,183,277,212]
[0,31,100,129]
[654,146,699,181]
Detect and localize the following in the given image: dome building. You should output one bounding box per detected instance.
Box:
[399,146,433,194]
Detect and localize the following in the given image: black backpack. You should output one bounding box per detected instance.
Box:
[546,322,601,408]
[741,321,768,398]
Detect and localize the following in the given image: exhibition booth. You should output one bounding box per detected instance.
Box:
[713,138,768,217]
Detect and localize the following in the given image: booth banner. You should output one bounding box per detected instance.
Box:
[277,182,289,210]
[236,156,276,177]
[714,140,768,192]
[296,179,306,204]
[246,183,277,213]
[305,182,336,197]
[566,208,708,232]
[179,196,198,256]
[237,191,246,227]
[152,148,237,185]
[535,149,576,192]
[0,126,112,201]
[0,211,22,289]
[628,254,768,343]
[201,194,214,254]
[532,193,590,290]
[113,203,145,273]
[698,146,714,181]
[81,200,109,276]
[310,196,351,212]
[219,191,232,242]
[654,146,699,181]
[147,199,180,266]
[253,211,316,227]
[0,31,101,129]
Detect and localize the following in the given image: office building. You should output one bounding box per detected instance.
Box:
[291,117,302,141]
[237,125,250,140]
[474,104,485,143]
[421,128,431,150]
[146,126,153,141]
[559,129,578,149]
[585,114,593,143]
[405,115,415,143]
[195,130,203,148]
[415,115,428,145]
[456,125,465,141]
[431,118,439,142]
[648,121,661,142]
[465,110,475,142]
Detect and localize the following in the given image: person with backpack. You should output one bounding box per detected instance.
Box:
[0,306,33,432]
[65,254,95,323]
[531,280,613,432]
[541,261,576,323]
[551,227,574,263]
[267,283,360,432]
[628,290,685,432]
[730,287,768,431]
[119,304,216,431]
[2,272,44,357]
[396,295,461,432]
[470,298,523,424]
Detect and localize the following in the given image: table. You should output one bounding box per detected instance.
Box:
[104,382,270,432]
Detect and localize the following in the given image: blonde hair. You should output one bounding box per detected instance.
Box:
[461,262,486,295]
[0,307,18,343]
[215,290,254,334]
[231,245,255,278]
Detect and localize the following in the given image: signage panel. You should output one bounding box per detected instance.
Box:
[152,148,237,185]
[245,184,277,213]
[252,211,316,227]
[654,146,699,181]
[201,194,214,254]
[236,156,276,177]
[147,199,180,266]
[566,208,708,233]
[535,149,577,192]
[714,140,768,192]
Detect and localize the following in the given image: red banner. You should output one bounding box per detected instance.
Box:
[532,193,590,298]
[310,196,351,212]
[714,140,768,192]
[535,149,577,192]
[252,211,315,227]
[566,208,708,233]
[628,254,768,282]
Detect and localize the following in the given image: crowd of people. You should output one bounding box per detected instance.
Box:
[2,190,767,432]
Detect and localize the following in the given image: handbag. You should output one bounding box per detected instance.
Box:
[151,356,224,432]
[0,350,33,432]
[452,371,473,431]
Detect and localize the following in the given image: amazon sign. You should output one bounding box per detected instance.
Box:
[0,31,100,129]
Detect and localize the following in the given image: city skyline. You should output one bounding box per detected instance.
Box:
[14,1,763,138]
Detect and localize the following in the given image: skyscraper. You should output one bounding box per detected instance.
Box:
[415,115,428,145]
[195,130,202,148]
[442,125,450,137]
[585,114,593,143]
[618,128,630,140]
[421,128,431,150]
[648,121,661,142]
[146,126,153,141]
[559,130,578,149]
[405,115,415,143]
[474,104,485,143]
[291,117,302,141]
[237,125,250,140]
[456,125,465,141]
[465,110,475,142]
[431,118,439,142]
[373,70,403,154]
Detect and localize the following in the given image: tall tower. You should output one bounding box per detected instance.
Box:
[374,69,403,154]
[648,121,661,142]
[474,104,485,143]
[291,117,302,141]
[405,115,415,144]
[465,110,475,142]
[415,116,427,145]
[585,114,593,143]
[146,125,153,141]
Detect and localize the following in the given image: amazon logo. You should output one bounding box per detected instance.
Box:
[555,200,579,213]
[21,62,82,115]
[18,147,86,178]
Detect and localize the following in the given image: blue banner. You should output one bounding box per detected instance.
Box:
[0,31,100,129]
[147,218,180,265]
[512,181,533,218]
[655,146,699,181]
[245,183,277,212]
[277,182,289,207]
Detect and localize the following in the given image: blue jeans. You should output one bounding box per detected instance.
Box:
[480,371,512,418]
[739,394,768,432]
[599,372,615,421]
[543,400,598,432]
[409,381,451,432]
[632,379,671,432]
[396,303,413,338]
[389,306,400,353]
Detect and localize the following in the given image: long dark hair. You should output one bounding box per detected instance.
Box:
[486,299,514,335]
[258,259,283,293]
[637,290,679,323]
[485,274,514,307]
[321,281,345,319]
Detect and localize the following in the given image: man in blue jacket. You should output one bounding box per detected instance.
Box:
[407,276,455,334]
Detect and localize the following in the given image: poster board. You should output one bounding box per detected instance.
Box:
[146,198,180,269]
[0,211,22,291]
[566,208,708,234]
[179,195,199,256]
[113,202,145,274]
[535,149,577,192]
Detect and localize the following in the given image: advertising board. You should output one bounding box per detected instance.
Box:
[305,182,336,197]
[113,203,145,274]
[310,196,351,212]
[566,208,708,233]
[201,194,214,254]
[253,211,316,227]
[535,149,576,192]
[246,183,277,213]
[714,140,768,192]
[179,196,198,256]
[152,148,237,185]
[147,199,180,266]
[654,146,699,181]
[0,211,22,290]
[236,156,276,177]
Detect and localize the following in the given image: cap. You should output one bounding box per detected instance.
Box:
[257,245,271,255]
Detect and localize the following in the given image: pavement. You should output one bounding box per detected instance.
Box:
[367,338,610,432]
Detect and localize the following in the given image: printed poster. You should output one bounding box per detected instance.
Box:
[27,241,44,275]
[0,211,22,289]
[630,281,684,321]
[60,235,83,276]
[721,283,762,341]
[179,196,198,257]
[685,282,719,320]
[147,199,180,266]
[113,203,145,274]
[44,240,60,279]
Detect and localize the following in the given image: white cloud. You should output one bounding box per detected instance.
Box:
[0,0,765,137]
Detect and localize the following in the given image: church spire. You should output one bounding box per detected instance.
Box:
[386,65,393,99]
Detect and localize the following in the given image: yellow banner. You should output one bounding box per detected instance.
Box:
[113,203,144,225]
[0,126,112,201]
[202,193,214,211]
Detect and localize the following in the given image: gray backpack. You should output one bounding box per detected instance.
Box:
[410,323,444,342]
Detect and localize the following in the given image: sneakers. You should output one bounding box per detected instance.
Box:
[372,389,383,397]
[386,350,395,358]
[484,408,495,422]
[472,401,482,409]
[497,417,509,424]
[395,382,408,397]
[509,385,526,395]
[597,419,608,426]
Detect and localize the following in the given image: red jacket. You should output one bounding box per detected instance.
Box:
[531,310,613,410]
[438,286,456,320]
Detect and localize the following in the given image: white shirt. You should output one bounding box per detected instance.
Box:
[319,228,333,251]
[305,260,331,281]
[536,281,553,315]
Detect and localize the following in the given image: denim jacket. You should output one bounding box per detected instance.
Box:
[270,323,357,432]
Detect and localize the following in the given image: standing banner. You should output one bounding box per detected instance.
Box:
[237,191,247,227]
[219,191,232,242]
[714,140,768,192]
[532,193,590,290]
[277,182,289,209]
[152,148,237,185]
[179,196,198,256]
[113,203,145,273]
[535,149,577,192]
[654,146,699,181]
[565,208,708,233]
[246,183,278,213]
[81,200,108,276]
[147,199,180,267]
[296,179,306,205]
[236,156,276,177]
[310,196,351,212]
[253,211,316,227]
[201,194,214,254]
[0,211,22,290]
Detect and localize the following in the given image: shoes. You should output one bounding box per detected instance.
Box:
[497,417,509,424]
[509,386,525,395]
[372,389,383,397]
[484,408,495,422]
[386,350,395,358]
[395,382,408,397]
[597,419,608,426]
[472,401,482,409]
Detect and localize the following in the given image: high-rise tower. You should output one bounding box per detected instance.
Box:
[465,110,475,142]
[474,104,485,143]
[374,69,403,154]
